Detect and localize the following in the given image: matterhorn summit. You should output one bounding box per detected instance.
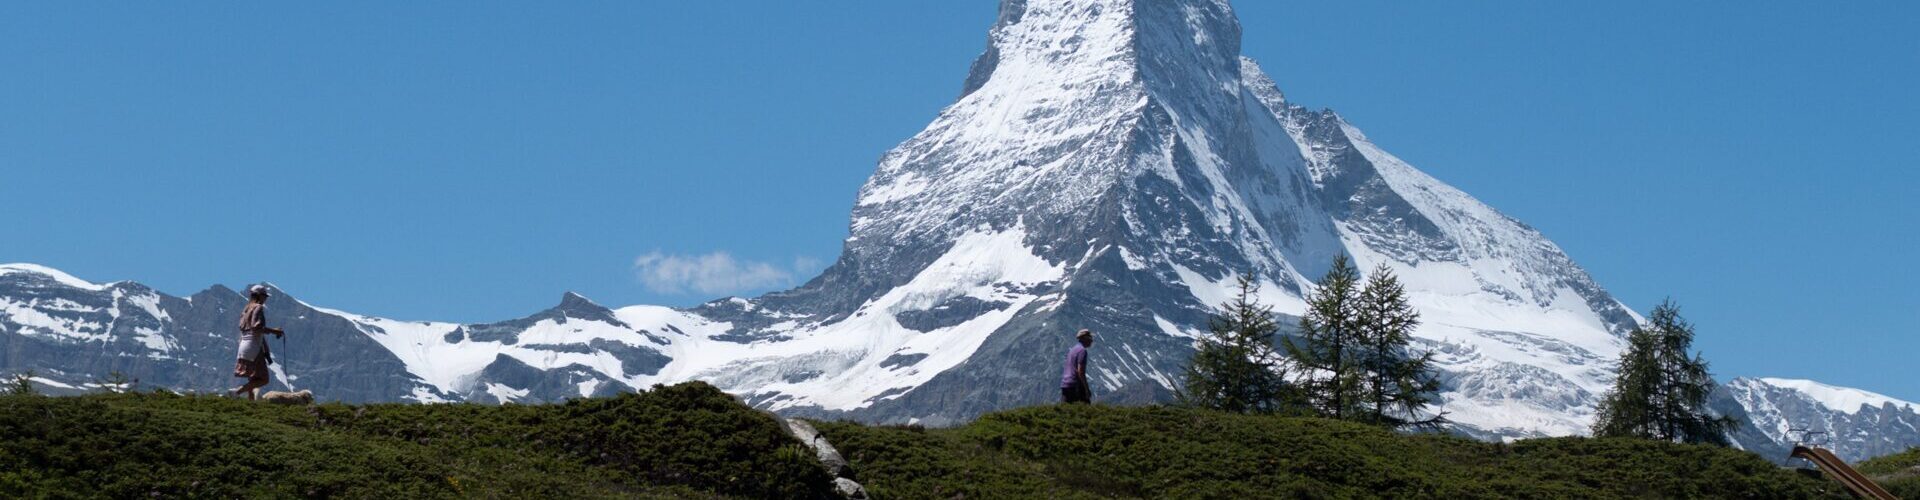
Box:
[678,0,1640,436]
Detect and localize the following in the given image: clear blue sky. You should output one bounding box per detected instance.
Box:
[3,3,1914,400]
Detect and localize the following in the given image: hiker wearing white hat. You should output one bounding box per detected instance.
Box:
[1060,329,1094,404]
[231,284,285,400]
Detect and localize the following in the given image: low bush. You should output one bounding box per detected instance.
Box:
[0,386,1868,499]
[0,382,834,499]
[1856,447,1920,498]
[820,403,1844,499]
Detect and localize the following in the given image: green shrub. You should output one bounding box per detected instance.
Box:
[0,386,1865,499]
[0,382,833,499]
[1856,447,1920,498]
[4,370,36,397]
[821,403,1845,499]
[1856,446,1920,475]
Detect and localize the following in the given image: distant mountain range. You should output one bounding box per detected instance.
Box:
[1716,377,1920,462]
[3,0,1912,463]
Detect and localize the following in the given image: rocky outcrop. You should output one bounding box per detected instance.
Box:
[782,418,865,499]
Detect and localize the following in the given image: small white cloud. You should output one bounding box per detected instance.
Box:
[632,251,812,296]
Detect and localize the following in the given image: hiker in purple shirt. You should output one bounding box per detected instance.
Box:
[1060,329,1093,404]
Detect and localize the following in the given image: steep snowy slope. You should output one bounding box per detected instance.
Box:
[659,0,1640,436]
[1240,60,1642,437]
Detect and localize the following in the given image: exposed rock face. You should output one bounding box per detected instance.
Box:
[0,265,423,401]
[782,417,865,499]
[1715,377,1920,464]
[833,478,867,500]
[782,418,853,480]
[0,264,657,404]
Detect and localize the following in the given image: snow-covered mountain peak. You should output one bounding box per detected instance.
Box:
[845,0,1343,309]
[0,263,110,292]
[716,0,1640,434]
[856,0,1257,229]
[1746,377,1918,415]
[960,0,1242,100]
[553,291,620,320]
[1720,377,1920,462]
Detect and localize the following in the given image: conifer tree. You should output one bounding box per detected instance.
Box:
[1592,299,1737,445]
[1355,264,1445,430]
[1286,255,1367,420]
[1181,274,1297,414]
[95,371,135,394]
[4,370,37,397]
[1594,329,1659,438]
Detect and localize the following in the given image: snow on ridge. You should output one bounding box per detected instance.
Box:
[28,376,78,390]
[0,263,109,292]
[1223,56,1646,438]
[0,297,109,342]
[129,326,176,354]
[123,291,171,323]
[305,298,694,397]
[1171,263,1305,316]
[1339,122,1588,309]
[634,225,1063,412]
[850,0,1147,238]
[0,265,182,352]
[1438,391,1591,440]
[881,224,1061,311]
[304,305,471,393]
[264,223,1067,411]
[1754,377,1920,414]
[409,386,450,404]
[1153,315,1203,340]
[485,383,529,403]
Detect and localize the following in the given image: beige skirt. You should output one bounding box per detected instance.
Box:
[234,333,271,382]
[234,357,269,383]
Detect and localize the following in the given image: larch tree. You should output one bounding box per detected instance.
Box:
[1285,255,1367,420]
[1592,299,1737,445]
[1180,274,1298,414]
[1355,264,1445,430]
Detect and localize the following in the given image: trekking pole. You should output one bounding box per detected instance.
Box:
[279,332,291,390]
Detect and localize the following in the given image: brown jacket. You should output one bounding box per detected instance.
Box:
[237,302,268,336]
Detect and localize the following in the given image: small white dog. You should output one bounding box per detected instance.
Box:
[260,389,314,405]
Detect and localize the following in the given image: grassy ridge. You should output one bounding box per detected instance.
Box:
[0,383,834,499]
[0,386,1885,499]
[818,404,1846,499]
[1857,447,1920,498]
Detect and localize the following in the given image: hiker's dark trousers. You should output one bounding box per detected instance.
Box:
[1061,383,1090,404]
